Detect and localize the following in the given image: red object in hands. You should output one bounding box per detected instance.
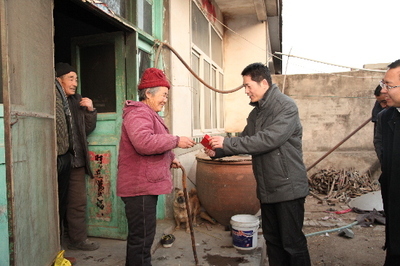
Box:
[200,134,213,149]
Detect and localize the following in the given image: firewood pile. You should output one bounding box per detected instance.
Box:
[308,168,380,203]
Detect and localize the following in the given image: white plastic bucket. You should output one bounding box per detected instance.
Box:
[230,214,260,251]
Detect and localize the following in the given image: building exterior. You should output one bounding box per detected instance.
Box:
[0,0,280,264]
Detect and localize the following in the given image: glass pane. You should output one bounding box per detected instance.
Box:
[219,72,224,128]
[137,0,153,35]
[138,49,152,79]
[191,53,200,130]
[192,4,210,56]
[211,68,217,128]
[100,0,126,17]
[211,28,222,67]
[80,44,116,113]
[204,61,211,129]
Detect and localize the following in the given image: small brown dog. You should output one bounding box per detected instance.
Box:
[174,188,216,232]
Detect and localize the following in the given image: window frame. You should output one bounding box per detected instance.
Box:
[191,2,224,137]
[191,44,224,136]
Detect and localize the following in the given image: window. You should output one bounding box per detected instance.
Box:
[99,0,126,17]
[80,43,116,113]
[136,0,153,35]
[191,2,224,136]
[100,0,156,36]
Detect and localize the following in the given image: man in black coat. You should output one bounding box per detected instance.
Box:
[374,59,400,265]
[372,84,388,135]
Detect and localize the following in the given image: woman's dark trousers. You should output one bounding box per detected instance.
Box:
[122,195,158,266]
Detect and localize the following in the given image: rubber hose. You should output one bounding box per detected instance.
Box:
[305,221,359,237]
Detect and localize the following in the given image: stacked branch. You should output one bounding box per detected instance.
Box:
[308,168,380,203]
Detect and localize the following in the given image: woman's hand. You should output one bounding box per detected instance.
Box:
[177,136,196,149]
[171,158,181,168]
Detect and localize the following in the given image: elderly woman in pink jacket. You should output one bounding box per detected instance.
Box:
[117,68,195,266]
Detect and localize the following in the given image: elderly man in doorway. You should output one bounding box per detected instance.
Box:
[55,62,99,251]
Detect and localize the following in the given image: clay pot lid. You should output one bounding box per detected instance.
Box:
[195,151,251,162]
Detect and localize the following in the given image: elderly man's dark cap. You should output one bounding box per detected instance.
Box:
[55,62,76,77]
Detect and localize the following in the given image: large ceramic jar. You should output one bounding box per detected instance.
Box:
[195,152,260,226]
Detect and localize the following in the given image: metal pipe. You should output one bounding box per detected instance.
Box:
[306,117,372,172]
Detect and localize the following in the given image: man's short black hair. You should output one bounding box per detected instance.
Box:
[241,63,272,86]
[374,84,382,96]
[388,59,400,69]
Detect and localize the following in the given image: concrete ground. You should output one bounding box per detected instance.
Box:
[63,193,384,265]
[63,219,265,266]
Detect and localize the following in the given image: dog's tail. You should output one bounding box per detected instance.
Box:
[200,211,217,224]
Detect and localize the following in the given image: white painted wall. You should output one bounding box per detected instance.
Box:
[223,15,268,133]
[168,0,193,137]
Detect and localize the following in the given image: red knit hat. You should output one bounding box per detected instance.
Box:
[138,68,170,90]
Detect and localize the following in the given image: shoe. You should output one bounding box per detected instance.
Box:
[68,239,100,251]
[160,234,175,248]
[65,257,76,265]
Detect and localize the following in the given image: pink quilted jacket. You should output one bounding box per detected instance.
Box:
[117,101,179,197]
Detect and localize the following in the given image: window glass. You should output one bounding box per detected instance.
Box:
[219,72,224,128]
[80,44,116,113]
[203,61,211,129]
[211,67,217,128]
[138,49,152,78]
[191,53,201,129]
[100,0,126,17]
[137,0,153,35]
[192,4,210,56]
[211,28,222,67]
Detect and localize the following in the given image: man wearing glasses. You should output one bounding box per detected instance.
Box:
[374,59,400,265]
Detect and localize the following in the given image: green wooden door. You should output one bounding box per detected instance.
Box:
[71,32,129,239]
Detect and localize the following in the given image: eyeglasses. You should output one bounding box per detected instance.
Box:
[379,80,400,91]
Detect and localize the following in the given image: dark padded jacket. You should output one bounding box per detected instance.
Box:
[374,107,400,255]
[216,84,309,204]
[68,93,97,178]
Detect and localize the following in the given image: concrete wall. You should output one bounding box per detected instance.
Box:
[224,70,384,178]
[167,0,203,220]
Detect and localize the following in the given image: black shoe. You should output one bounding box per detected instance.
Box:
[160,234,175,248]
[68,239,100,251]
